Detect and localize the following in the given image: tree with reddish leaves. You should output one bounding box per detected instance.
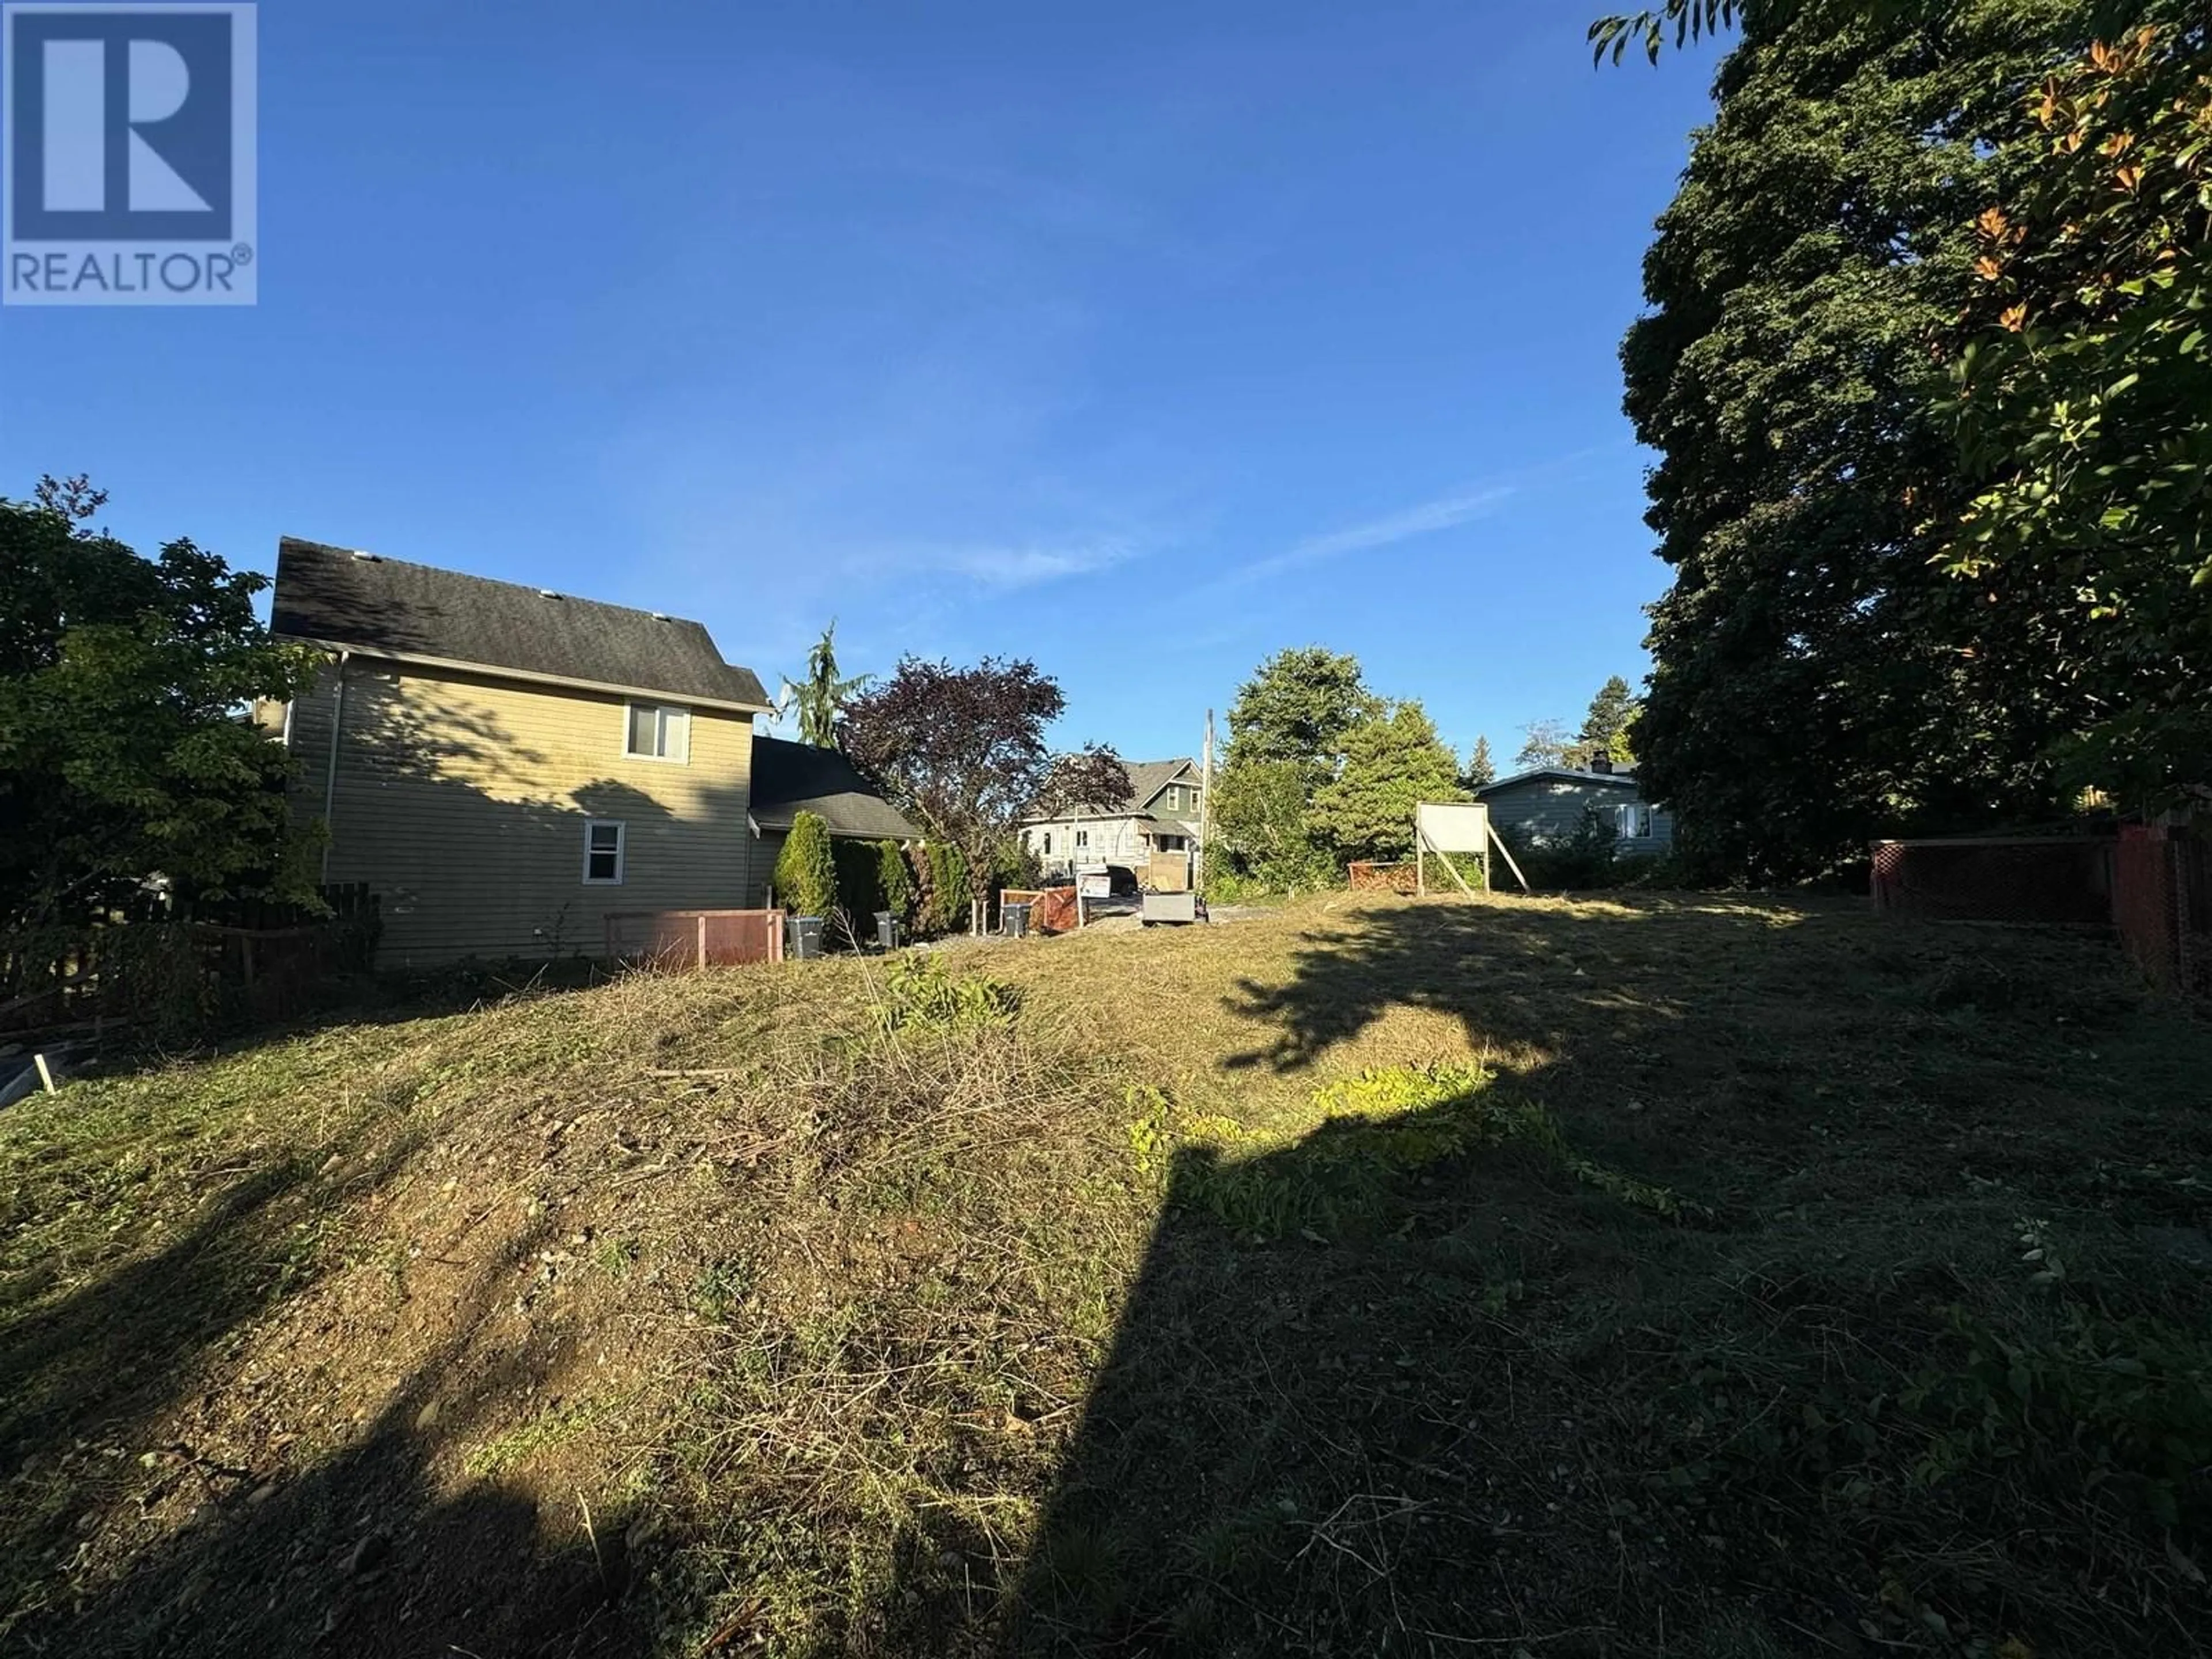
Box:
[840,657,1128,934]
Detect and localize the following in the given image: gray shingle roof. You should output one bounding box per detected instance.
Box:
[1022,756,1195,821]
[751,736,922,840]
[1123,757,1197,810]
[270,537,772,710]
[1478,765,1642,796]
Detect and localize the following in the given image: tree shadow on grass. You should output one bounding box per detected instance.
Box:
[0,1109,649,1656]
[993,895,2212,1656]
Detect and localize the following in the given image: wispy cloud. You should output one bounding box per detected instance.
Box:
[843,536,1143,593]
[1194,484,1515,604]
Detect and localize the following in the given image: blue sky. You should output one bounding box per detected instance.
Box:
[0,0,1719,767]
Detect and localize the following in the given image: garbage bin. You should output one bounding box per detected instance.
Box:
[874,910,900,951]
[786,915,825,960]
[1002,902,1031,939]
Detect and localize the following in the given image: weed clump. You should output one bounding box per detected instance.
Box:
[872,953,1017,1035]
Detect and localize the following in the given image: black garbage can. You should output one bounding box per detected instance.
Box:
[874,910,900,951]
[1002,902,1031,939]
[786,915,825,960]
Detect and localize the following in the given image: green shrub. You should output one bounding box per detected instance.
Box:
[876,840,914,925]
[773,811,838,920]
[831,836,884,935]
[873,953,1017,1034]
[919,842,969,935]
[1497,807,1620,891]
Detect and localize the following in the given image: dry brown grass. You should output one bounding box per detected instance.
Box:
[2,893,2209,1657]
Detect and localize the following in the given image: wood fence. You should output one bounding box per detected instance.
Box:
[604,910,787,969]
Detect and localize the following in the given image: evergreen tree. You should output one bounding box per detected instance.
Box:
[779,622,870,749]
[1578,676,1639,765]
[1309,702,1467,865]
[772,810,838,919]
[1461,736,1497,791]
[1223,647,1376,778]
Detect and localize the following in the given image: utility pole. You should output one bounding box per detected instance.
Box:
[1197,709,1215,895]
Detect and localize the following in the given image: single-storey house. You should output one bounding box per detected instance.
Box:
[1020,757,1205,886]
[260,537,911,966]
[1476,758,1675,857]
[749,733,923,907]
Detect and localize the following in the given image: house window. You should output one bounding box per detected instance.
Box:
[1076,829,1089,849]
[1614,803,1654,840]
[1162,786,1180,812]
[624,703,690,762]
[582,820,626,884]
[1156,834,1185,853]
[1041,832,1052,855]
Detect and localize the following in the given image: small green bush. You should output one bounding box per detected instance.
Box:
[877,840,914,925]
[873,953,1017,1034]
[773,811,838,920]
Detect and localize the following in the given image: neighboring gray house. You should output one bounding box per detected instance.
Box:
[748,734,923,907]
[1020,757,1204,883]
[1476,759,1675,856]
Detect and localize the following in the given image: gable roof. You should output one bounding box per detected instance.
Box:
[749,735,922,840]
[1478,764,1642,796]
[270,537,773,712]
[1020,756,1197,823]
[1124,757,1198,810]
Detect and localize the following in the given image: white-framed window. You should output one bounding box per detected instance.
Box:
[1076,828,1089,849]
[582,819,626,884]
[1041,832,1053,855]
[624,702,691,762]
[1614,803,1654,840]
[1162,785,1180,812]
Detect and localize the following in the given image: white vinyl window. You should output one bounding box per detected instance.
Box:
[1614,803,1654,840]
[624,702,691,762]
[582,819,626,884]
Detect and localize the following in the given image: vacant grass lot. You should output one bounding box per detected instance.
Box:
[2,893,2207,1657]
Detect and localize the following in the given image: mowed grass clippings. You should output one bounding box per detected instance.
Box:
[0,895,2207,1657]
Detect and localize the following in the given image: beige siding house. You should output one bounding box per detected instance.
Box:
[266,538,777,967]
[1020,758,1205,884]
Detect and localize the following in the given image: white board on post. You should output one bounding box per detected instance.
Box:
[1415,802,1490,853]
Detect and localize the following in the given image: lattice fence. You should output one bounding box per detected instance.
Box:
[1869,838,2114,926]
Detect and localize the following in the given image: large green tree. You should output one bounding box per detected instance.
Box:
[1221,647,1376,778]
[1309,701,1467,863]
[1945,22,2212,808]
[1211,647,1377,889]
[0,481,318,931]
[1622,0,2093,878]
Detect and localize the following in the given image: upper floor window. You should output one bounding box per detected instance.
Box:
[626,703,690,762]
